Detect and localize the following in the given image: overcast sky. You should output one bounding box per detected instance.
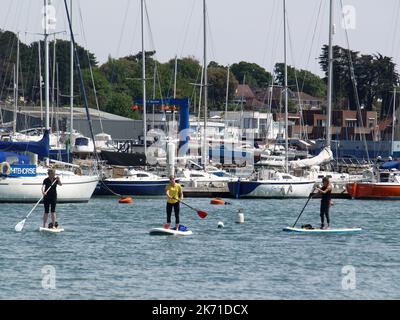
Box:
[1,0,400,77]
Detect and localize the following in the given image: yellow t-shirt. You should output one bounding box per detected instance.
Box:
[166,183,182,204]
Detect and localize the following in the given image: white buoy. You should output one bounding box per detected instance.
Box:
[217,221,224,228]
[236,209,245,224]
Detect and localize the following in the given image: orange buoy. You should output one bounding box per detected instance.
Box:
[210,198,225,205]
[119,197,133,204]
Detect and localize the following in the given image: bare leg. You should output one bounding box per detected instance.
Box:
[43,213,48,228]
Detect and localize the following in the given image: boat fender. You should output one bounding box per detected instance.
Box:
[0,162,11,176]
[210,198,225,205]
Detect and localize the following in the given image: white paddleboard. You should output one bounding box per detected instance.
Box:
[149,227,193,236]
[39,227,65,233]
[283,226,362,234]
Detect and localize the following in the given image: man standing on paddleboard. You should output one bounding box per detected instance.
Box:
[165,176,183,231]
[42,169,62,229]
[316,177,332,229]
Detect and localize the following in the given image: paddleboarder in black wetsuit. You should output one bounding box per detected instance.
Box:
[316,177,332,229]
[42,169,62,229]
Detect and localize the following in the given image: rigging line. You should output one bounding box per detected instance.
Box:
[261,0,278,67]
[388,0,400,57]
[128,7,141,56]
[269,9,283,75]
[179,0,196,57]
[144,0,156,52]
[298,0,322,66]
[206,7,217,63]
[339,0,370,163]
[299,0,323,93]
[115,0,131,59]
[143,1,166,106]
[144,0,165,94]
[108,0,131,86]
[0,0,13,33]
[78,1,104,134]
[287,9,306,139]
[23,0,32,37]
[0,36,17,102]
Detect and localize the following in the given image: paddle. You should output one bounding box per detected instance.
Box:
[292,190,315,228]
[15,178,59,232]
[175,198,208,219]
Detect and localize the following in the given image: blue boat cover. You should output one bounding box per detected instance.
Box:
[0,130,49,159]
[381,161,400,169]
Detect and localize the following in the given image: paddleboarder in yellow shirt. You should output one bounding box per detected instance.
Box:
[165,176,183,230]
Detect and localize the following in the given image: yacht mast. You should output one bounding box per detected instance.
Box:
[44,0,50,130]
[70,0,74,144]
[326,0,334,148]
[283,0,289,173]
[13,32,19,134]
[38,40,43,122]
[141,0,147,160]
[202,0,208,168]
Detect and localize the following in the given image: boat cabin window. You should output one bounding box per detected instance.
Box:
[75,137,89,146]
[282,175,293,180]
[136,173,149,178]
[190,174,205,177]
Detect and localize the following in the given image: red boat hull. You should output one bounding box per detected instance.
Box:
[346,182,400,199]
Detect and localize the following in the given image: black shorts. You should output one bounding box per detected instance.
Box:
[44,198,57,213]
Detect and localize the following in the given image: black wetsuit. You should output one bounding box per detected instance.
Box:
[43,178,58,213]
[320,185,332,226]
[166,203,180,224]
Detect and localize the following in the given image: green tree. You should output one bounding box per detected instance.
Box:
[274,63,326,98]
[208,66,238,108]
[104,92,136,118]
[230,61,272,88]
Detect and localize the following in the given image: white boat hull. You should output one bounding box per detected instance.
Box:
[228,180,315,198]
[0,174,99,203]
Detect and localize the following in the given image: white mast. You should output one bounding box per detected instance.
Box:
[202,0,208,168]
[326,0,334,148]
[283,0,289,173]
[392,86,397,156]
[51,35,56,129]
[13,32,19,134]
[141,0,147,159]
[38,40,43,122]
[44,0,50,130]
[70,0,74,143]
[172,55,178,137]
[225,65,230,126]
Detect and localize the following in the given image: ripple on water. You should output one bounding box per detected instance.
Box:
[0,197,399,299]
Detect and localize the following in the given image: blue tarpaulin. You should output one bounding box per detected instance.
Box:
[0,130,49,159]
[381,161,400,169]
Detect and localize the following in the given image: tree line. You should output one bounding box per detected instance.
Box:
[0,30,398,121]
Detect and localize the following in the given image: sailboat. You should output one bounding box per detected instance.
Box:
[0,0,98,203]
[227,0,315,198]
[95,0,170,196]
[346,87,400,199]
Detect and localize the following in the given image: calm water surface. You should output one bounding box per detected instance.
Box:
[0,197,399,299]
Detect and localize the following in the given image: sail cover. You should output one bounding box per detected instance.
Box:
[289,146,333,169]
[0,130,49,159]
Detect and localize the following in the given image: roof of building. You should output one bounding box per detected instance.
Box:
[234,84,255,99]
